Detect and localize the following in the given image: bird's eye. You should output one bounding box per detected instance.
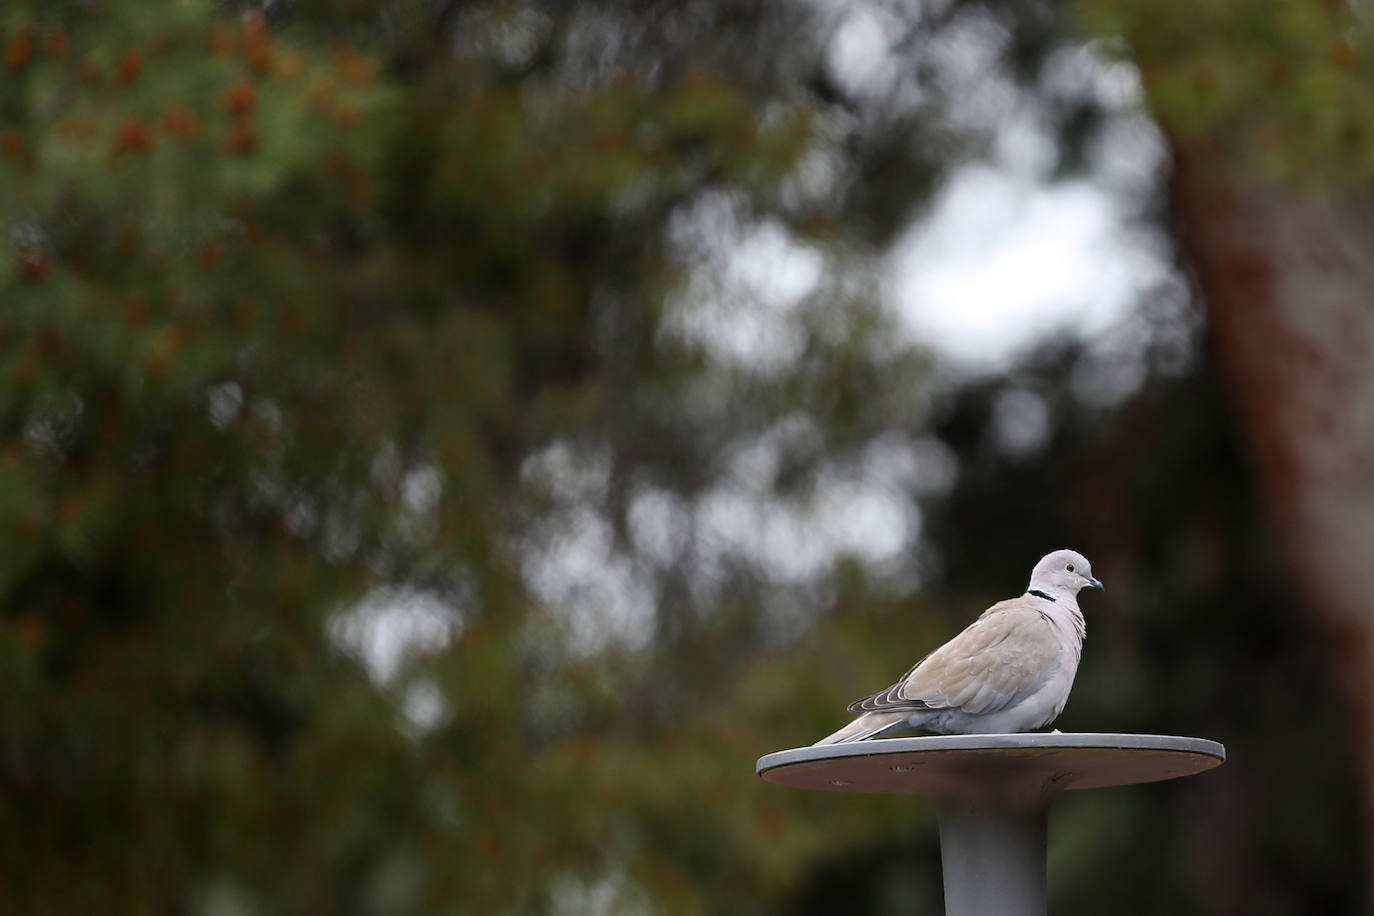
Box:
[1066,564,1075,572]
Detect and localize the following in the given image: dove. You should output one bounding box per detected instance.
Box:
[814,549,1103,744]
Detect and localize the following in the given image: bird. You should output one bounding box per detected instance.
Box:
[814,549,1103,744]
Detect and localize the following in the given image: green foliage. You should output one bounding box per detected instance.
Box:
[1084,0,1374,185]
[0,1,939,912]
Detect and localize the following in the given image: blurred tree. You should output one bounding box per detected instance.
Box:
[0,0,1363,914]
[1085,0,1374,902]
[0,1,947,912]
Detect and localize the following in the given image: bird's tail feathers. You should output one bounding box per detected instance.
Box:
[812,711,910,745]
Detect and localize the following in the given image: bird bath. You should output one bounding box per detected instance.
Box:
[756,733,1225,915]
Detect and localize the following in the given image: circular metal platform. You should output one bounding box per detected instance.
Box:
[758,733,1225,915]
[757,733,1225,806]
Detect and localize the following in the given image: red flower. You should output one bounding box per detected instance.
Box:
[113,117,155,155]
[114,49,143,86]
[223,79,256,116]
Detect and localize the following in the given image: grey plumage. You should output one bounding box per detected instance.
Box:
[814,549,1103,745]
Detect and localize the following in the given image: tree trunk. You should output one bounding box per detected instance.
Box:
[1171,146,1374,889]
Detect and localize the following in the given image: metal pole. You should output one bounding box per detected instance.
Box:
[934,800,1048,916]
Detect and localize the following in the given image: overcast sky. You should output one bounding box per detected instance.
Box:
[829,1,1174,371]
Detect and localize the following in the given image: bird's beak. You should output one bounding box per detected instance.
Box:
[1087,576,1104,592]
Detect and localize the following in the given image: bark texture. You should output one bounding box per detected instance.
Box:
[1172,147,1374,884]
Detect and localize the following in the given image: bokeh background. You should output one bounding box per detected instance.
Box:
[1,1,1370,913]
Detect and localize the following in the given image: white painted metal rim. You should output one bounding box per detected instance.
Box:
[756,732,1226,777]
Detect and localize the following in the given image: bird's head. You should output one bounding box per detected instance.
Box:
[1029,549,1104,600]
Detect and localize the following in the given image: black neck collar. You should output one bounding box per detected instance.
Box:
[1028,589,1056,603]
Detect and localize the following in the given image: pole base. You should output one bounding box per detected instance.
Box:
[936,801,1048,916]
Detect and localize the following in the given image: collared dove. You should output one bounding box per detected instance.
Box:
[815,549,1103,744]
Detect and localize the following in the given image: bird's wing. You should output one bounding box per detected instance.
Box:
[847,599,1063,716]
[847,654,928,713]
